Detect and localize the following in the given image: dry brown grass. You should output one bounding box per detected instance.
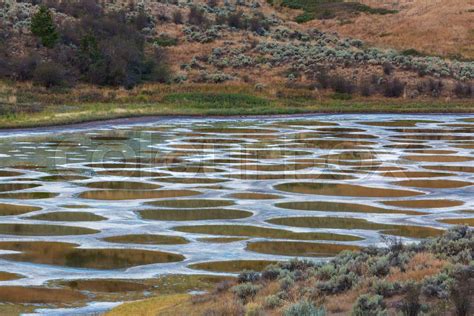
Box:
[387,252,448,283]
[307,0,474,59]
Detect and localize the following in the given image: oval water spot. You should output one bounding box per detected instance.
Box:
[189,260,278,273]
[198,237,248,243]
[403,155,473,163]
[40,175,89,182]
[90,136,129,141]
[437,218,474,226]
[0,241,184,269]
[246,241,361,257]
[272,120,338,127]
[167,166,226,173]
[59,204,91,209]
[404,149,458,155]
[227,173,355,181]
[0,286,86,304]
[0,224,98,236]
[79,189,200,200]
[227,193,282,200]
[174,225,362,241]
[195,128,278,134]
[96,170,169,177]
[85,163,148,169]
[275,201,427,215]
[0,192,59,199]
[232,163,315,172]
[59,279,151,293]
[0,203,42,216]
[423,165,474,173]
[139,209,253,221]
[267,217,443,239]
[275,182,423,198]
[0,271,24,281]
[0,183,41,192]
[103,234,189,245]
[28,212,107,222]
[147,199,234,208]
[288,139,375,149]
[381,171,453,178]
[0,171,23,177]
[394,179,473,189]
[381,199,464,209]
[360,120,439,127]
[84,181,162,190]
[153,177,228,184]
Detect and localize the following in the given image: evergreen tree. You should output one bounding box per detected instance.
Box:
[31,6,58,48]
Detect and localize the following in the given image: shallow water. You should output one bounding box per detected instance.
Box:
[0,114,473,301]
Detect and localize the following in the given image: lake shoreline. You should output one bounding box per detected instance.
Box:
[2,111,474,134]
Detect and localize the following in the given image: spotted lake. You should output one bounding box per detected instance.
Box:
[0,114,473,313]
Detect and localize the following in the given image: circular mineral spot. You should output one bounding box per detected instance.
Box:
[103,234,189,245]
[195,128,277,134]
[0,192,59,199]
[153,177,228,184]
[0,241,185,269]
[381,171,453,178]
[381,199,464,209]
[0,183,41,192]
[363,120,440,127]
[275,201,426,215]
[189,260,278,273]
[403,155,473,163]
[227,173,355,181]
[28,212,107,222]
[96,170,169,177]
[394,179,473,189]
[58,279,152,293]
[139,209,253,221]
[90,136,129,141]
[0,272,24,281]
[274,182,423,198]
[39,175,89,182]
[84,181,162,190]
[198,237,248,243]
[423,165,474,173]
[85,163,148,169]
[174,225,362,241]
[0,286,86,304]
[147,199,234,208]
[0,203,42,216]
[166,166,225,173]
[246,241,361,257]
[79,189,200,200]
[0,171,23,177]
[437,218,474,226]
[267,217,443,239]
[0,223,99,236]
[227,193,282,200]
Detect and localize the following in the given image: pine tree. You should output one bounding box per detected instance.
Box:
[31,6,58,48]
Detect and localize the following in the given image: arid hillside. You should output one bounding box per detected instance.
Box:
[307,0,474,60]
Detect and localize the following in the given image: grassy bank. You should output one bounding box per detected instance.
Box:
[107,226,473,316]
[1,83,473,129]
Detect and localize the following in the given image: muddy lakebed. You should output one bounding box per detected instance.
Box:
[0,114,473,313]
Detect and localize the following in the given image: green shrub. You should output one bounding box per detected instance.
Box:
[283,300,325,316]
[154,35,178,47]
[264,294,284,309]
[352,294,387,316]
[398,282,423,316]
[231,283,262,302]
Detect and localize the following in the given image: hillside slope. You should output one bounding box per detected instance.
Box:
[307,0,474,60]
